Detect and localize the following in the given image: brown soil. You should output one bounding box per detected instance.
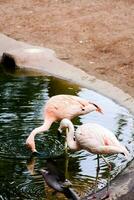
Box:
[0,0,134,97]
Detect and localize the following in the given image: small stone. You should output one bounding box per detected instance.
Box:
[79,40,83,44]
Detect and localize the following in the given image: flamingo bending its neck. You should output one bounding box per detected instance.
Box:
[26,94,102,153]
[58,118,129,197]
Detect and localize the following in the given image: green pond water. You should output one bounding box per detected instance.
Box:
[0,69,133,200]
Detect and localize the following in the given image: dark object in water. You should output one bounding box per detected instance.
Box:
[40,159,79,200]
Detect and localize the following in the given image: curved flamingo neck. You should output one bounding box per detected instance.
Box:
[66,121,78,151]
[26,118,54,152]
[32,119,53,136]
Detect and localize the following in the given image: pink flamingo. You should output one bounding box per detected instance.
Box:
[26,94,102,153]
[58,118,129,197]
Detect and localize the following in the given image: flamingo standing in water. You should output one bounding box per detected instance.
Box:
[26,94,102,153]
[58,118,129,197]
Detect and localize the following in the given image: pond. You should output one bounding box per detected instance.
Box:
[0,69,133,200]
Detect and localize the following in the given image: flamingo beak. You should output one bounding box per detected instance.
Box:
[96,106,103,114]
[58,127,62,133]
[91,103,103,114]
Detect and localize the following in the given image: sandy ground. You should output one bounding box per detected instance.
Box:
[0,0,134,97]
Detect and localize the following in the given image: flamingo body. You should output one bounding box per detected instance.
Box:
[59,119,129,158]
[26,94,102,152]
[44,95,101,120]
[58,119,129,197]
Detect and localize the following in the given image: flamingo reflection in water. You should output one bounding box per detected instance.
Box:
[27,157,79,200]
[40,159,79,200]
[26,94,102,154]
[58,118,129,199]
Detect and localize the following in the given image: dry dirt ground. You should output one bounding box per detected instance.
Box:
[0,0,134,97]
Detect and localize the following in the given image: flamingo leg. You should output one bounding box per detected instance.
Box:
[101,155,111,198]
[65,153,69,180]
[65,140,68,154]
[101,155,111,170]
[93,154,100,198]
[65,128,69,154]
[64,128,69,179]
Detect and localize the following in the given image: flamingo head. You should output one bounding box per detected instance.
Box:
[58,118,73,134]
[26,135,37,153]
